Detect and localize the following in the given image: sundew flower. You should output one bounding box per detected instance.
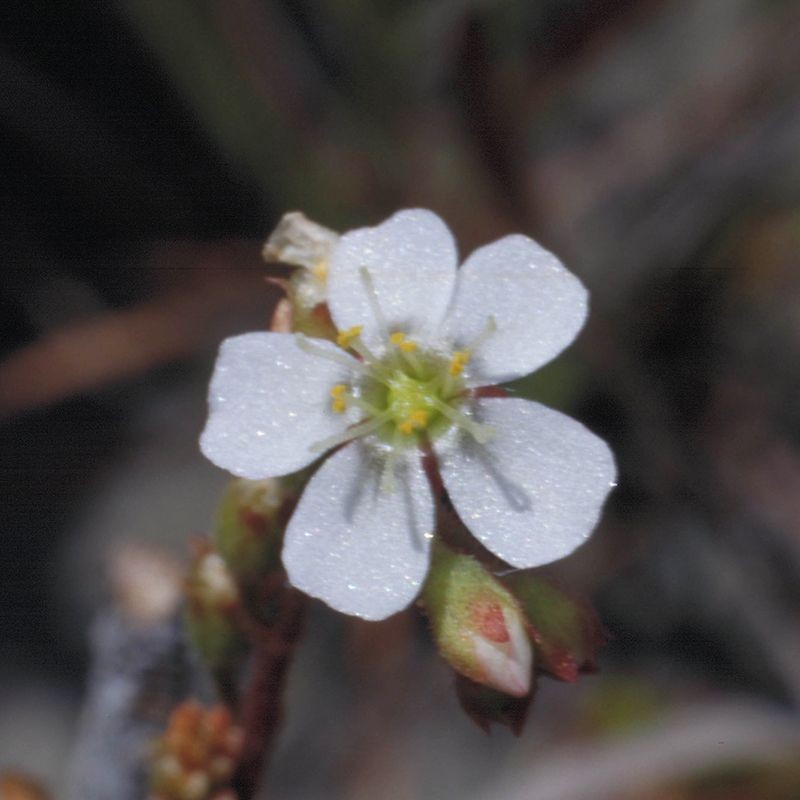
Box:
[201,210,616,620]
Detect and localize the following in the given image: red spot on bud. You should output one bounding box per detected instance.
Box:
[238,507,269,538]
[472,599,509,643]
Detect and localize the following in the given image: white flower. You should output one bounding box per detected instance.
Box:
[201,210,616,620]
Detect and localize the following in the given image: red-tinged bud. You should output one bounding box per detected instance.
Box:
[503,573,606,683]
[421,541,533,698]
[184,544,248,676]
[214,477,302,590]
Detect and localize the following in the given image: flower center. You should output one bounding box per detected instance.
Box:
[328,329,467,445]
[385,371,438,435]
[297,268,496,467]
[320,324,497,454]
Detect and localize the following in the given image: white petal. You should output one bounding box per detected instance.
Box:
[200,332,356,479]
[435,398,615,568]
[441,235,587,385]
[327,209,458,349]
[282,441,435,620]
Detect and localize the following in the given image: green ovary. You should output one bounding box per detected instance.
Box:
[363,362,463,444]
[387,371,439,425]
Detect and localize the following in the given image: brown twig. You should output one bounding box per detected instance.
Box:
[232,585,308,800]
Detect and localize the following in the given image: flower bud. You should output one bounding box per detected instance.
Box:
[185,545,248,674]
[422,542,533,698]
[214,477,300,589]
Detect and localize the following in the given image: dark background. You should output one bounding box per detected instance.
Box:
[3,1,800,798]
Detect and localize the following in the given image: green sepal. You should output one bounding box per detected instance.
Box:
[214,476,302,589]
[503,573,606,682]
[184,544,249,700]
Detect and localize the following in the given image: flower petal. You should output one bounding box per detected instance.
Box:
[282,441,435,620]
[200,332,356,479]
[441,235,587,385]
[435,398,616,568]
[327,209,458,349]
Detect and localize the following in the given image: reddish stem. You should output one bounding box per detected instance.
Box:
[232,585,308,799]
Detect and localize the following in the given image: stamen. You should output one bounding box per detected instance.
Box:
[441,316,497,394]
[309,412,393,454]
[428,397,494,444]
[398,409,429,435]
[348,337,381,367]
[468,314,497,352]
[336,325,363,349]
[312,259,328,281]
[389,330,424,375]
[379,431,405,494]
[359,267,389,335]
[346,335,394,384]
[296,334,366,373]
[390,332,417,353]
[410,409,430,427]
[330,384,348,413]
[347,394,384,417]
[449,351,470,376]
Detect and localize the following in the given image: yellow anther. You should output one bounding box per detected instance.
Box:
[330,384,348,413]
[336,325,363,349]
[390,331,418,353]
[312,259,328,282]
[398,409,429,435]
[449,351,470,376]
[409,409,429,427]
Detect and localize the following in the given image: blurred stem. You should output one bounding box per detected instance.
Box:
[233,585,308,800]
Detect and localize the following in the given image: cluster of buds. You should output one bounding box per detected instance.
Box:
[149,702,243,800]
[422,537,605,731]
